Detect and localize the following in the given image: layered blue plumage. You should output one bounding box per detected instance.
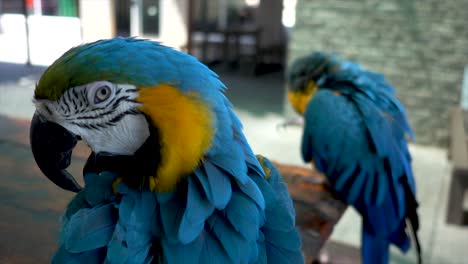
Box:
[297,55,420,264]
[53,156,303,264]
[50,38,303,263]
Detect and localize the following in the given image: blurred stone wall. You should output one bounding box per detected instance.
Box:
[288,0,468,147]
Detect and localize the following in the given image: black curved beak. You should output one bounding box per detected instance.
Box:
[30,112,82,192]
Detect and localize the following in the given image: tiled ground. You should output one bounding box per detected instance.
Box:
[0,136,82,263]
[0,62,467,263]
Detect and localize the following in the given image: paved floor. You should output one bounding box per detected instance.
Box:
[0,117,85,263]
[0,61,467,264]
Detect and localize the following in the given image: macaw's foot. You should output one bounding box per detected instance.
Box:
[310,249,330,264]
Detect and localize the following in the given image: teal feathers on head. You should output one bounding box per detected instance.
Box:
[34,37,217,101]
[288,51,342,93]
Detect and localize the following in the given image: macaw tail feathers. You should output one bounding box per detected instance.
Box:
[362,221,422,264]
[403,178,422,264]
[362,182,423,264]
[409,219,422,264]
[362,228,390,264]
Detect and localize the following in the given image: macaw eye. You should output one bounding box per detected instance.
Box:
[94,86,112,104]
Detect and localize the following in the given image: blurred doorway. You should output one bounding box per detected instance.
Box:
[141,0,160,36]
[115,0,131,37]
[188,0,296,76]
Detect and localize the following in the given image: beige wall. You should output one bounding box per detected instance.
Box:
[78,0,188,50]
[159,0,188,50]
[289,0,468,146]
[79,0,116,43]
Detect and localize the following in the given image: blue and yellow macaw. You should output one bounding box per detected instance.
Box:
[287,52,421,264]
[29,37,303,263]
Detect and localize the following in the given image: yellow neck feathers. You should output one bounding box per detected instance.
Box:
[136,84,213,192]
[288,81,318,115]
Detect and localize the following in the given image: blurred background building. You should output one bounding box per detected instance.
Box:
[0,0,292,71]
[1,0,467,146]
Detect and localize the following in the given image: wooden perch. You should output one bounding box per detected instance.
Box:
[272,161,347,261]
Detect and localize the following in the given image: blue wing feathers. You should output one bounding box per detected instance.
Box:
[106,227,129,264]
[162,234,204,263]
[206,213,251,264]
[64,204,117,253]
[158,189,185,244]
[106,189,157,264]
[228,108,265,176]
[262,227,301,252]
[264,244,305,264]
[198,232,232,264]
[178,177,215,244]
[254,157,303,262]
[209,152,249,184]
[235,177,266,210]
[203,161,233,209]
[342,166,366,204]
[224,191,262,240]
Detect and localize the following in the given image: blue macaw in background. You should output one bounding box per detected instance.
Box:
[287,52,421,264]
[29,37,303,263]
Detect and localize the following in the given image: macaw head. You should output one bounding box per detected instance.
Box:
[287,52,341,115]
[30,37,228,193]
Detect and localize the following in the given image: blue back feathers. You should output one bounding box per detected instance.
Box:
[300,54,419,263]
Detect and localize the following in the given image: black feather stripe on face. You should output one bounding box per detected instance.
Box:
[56,84,140,129]
[70,109,140,130]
